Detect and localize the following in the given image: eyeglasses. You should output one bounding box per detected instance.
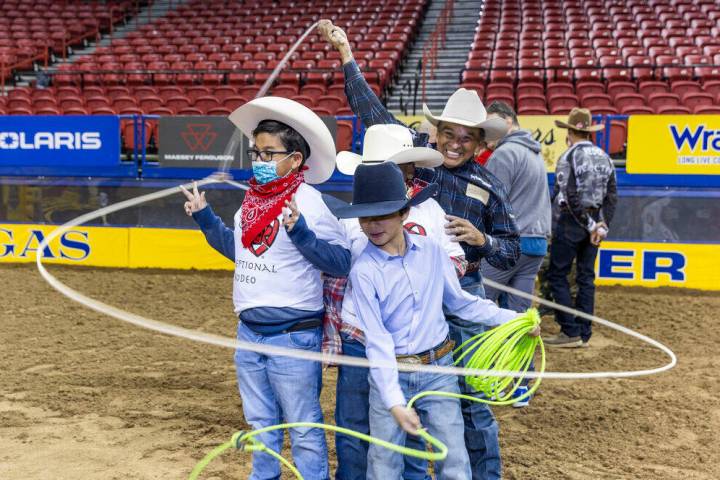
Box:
[246,149,294,162]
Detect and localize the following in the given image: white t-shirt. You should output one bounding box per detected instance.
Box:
[341,197,464,329]
[232,182,348,314]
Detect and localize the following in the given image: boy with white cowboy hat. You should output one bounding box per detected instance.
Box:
[545,107,617,348]
[324,162,538,480]
[319,20,520,478]
[180,96,350,480]
[325,123,467,480]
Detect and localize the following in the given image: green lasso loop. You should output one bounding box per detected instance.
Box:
[189,310,543,480]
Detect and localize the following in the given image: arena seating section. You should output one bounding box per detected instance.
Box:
[0,0,133,81]
[462,0,720,153]
[3,0,720,154]
[0,0,426,151]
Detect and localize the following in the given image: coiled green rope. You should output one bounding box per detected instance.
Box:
[189,309,543,480]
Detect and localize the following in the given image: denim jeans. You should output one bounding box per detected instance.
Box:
[481,253,544,386]
[404,270,492,479]
[234,322,329,480]
[460,269,486,299]
[367,353,471,480]
[335,334,430,480]
[546,213,599,342]
[447,317,502,480]
[334,334,370,480]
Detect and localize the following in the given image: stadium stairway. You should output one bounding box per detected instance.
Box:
[387,0,483,113]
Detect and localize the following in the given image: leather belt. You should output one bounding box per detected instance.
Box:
[283,319,322,333]
[397,337,455,365]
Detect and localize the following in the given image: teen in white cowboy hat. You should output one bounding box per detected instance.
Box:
[319,19,521,480]
[324,126,466,479]
[181,96,350,480]
[336,123,443,175]
[324,162,534,480]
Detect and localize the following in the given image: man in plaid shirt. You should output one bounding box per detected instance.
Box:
[320,21,521,480]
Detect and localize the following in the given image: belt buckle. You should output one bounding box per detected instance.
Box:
[399,356,422,365]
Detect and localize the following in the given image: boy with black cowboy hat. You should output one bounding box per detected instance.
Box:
[327,123,467,480]
[324,162,539,480]
[318,20,520,479]
[181,96,350,480]
[545,108,617,348]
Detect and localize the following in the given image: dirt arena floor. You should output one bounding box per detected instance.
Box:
[1,263,719,479]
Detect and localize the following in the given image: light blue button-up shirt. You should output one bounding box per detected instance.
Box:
[350,232,518,409]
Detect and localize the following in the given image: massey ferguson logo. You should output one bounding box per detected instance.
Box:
[181,124,217,152]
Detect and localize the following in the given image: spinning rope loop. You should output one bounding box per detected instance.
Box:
[34,20,676,480]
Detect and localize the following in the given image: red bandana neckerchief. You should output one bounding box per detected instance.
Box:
[407,177,430,199]
[241,171,305,248]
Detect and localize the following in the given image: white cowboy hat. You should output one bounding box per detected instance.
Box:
[422,88,509,142]
[228,96,336,184]
[336,124,443,175]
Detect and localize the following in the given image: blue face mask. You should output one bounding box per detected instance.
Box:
[252,161,280,184]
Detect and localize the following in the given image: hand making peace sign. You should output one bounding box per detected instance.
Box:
[180,181,207,217]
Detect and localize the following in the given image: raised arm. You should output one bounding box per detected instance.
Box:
[318,20,430,150]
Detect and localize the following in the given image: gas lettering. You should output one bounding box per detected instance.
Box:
[0,228,92,260]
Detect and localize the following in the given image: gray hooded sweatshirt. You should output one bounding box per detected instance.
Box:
[485,129,552,238]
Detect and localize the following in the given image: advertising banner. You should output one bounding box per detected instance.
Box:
[0,115,120,166]
[595,241,720,290]
[158,116,246,168]
[626,115,720,174]
[396,114,568,171]
[158,115,338,170]
[0,224,129,267]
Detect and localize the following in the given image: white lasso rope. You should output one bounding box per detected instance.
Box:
[35,175,677,381]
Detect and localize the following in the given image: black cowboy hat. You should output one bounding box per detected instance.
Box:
[322,162,438,219]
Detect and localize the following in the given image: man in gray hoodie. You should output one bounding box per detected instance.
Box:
[480,101,552,406]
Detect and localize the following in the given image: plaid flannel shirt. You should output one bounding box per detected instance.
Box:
[343,60,520,270]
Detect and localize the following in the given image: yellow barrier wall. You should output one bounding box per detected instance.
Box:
[2,225,717,291]
[0,224,130,267]
[595,241,720,290]
[627,115,720,174]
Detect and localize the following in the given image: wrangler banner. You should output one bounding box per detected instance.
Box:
[396,115,567,171]
[626,115,720,174]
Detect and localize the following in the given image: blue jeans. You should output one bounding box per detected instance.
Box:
[367,354,471,480]
[447,316,502,480]
[335,334,370,480]
[234,322,329,480]
[482,253,544,387]
[335,334,431,480]
[547,213,598,342]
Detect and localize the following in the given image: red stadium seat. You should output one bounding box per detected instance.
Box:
[222,96,249,110]
[682,92,715,111]
[614,93,646,111]
[638,81,670,97]
[670,81,702,97]
[647,92,682,111]
[336,120,353,152]
[620,105,654,115]
[693,105,720,114]
[549,94,579,114]
[607,82,637,99]
[655,105,691,114]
